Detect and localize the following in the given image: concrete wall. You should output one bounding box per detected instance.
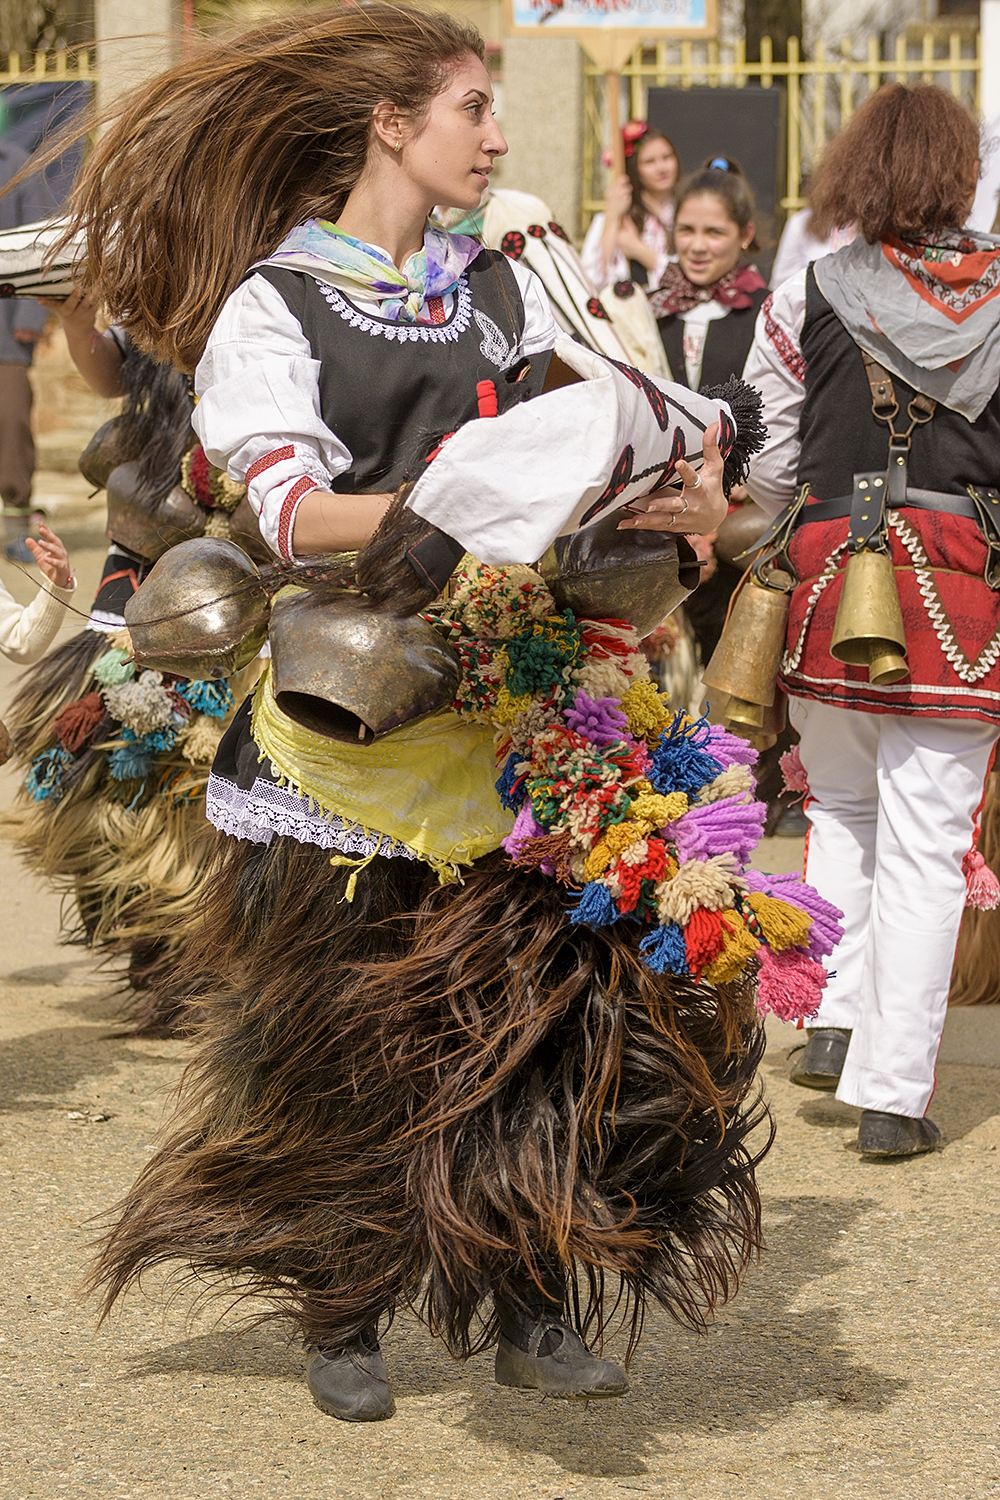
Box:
[496,35,584,240]
[95,0,180,112]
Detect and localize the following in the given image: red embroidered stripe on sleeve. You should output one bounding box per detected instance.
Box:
[276,476,318,560]
[762,294,806,383]
[245,445,296,486]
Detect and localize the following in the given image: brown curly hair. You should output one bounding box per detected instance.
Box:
[809,82,980,243]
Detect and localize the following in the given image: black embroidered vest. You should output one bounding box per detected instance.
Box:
[657,288,766,391]
[796,264,1000,498]
[254,249,549,494]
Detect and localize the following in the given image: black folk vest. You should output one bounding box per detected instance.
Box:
[796,263,1000,498]
[254,249,549,495]
[657,287,767,391]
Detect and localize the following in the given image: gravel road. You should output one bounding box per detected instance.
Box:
[1,481,998,1500]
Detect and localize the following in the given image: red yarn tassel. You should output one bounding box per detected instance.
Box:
[476,380,498,419]
[963,848,1000,911]
[52,692,105,753]
[684,907,725,981]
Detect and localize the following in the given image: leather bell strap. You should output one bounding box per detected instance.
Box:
[405,527,466,594]
[757,484,1000,591]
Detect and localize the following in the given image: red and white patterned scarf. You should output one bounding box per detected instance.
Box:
[648,262,765,318]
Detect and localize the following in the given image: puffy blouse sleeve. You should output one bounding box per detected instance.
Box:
[743,269,809,517]
[193,275,354,560]
[508,259,558,358]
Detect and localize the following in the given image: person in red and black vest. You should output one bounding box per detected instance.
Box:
[744,83,1000,1157]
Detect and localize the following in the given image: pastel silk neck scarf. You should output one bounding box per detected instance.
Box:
[264,218,483,324]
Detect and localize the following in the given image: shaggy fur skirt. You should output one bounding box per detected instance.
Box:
[91,833,771,1358]
[1,630,249,1032]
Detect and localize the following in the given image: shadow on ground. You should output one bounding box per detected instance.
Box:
[0,988,180,1112]
[118,1194,906,1481]
[763,1038,1000,1144]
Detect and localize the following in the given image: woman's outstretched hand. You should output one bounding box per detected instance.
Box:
[618,420,729,537]
[26,523,74,590]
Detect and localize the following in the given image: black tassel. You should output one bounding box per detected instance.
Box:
[700,376,767,495]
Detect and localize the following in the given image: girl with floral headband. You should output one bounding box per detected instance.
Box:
[582,121,678,291]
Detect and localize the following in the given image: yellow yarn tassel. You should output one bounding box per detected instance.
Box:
[704,913,760,985]
[584,817,654,879]
[747,892,813,951]
[630,790,687,827]
[620,679,673,745]
[329,849,378,902]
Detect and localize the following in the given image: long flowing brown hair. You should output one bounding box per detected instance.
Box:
[56,4,484,370]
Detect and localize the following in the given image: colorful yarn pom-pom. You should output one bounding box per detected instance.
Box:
[755,946,827,1022]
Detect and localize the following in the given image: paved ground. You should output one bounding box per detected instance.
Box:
[1,482,998,1500]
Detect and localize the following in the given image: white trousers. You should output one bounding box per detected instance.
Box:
[788,697,997,1117]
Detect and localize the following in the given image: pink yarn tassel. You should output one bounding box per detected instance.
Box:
[779,744,809,799]
[755,946,826,1023]
[963,848,1000,911]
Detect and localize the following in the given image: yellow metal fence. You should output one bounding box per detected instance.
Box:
[0,50,96,83]
[583,29,981,225]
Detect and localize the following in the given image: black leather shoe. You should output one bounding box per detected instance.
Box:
[306,1329,394,1421]
[495,1319,629,1400]
[857,1110,941,1158]
[789,1027,852,1090]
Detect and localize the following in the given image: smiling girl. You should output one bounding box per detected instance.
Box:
[650,160,767,391]
[581,122,679,290]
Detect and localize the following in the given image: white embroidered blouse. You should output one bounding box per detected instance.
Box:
[193,252,556,558]
[742,269,810,518]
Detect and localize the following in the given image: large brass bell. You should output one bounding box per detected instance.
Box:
[713,498,770,569]
[539,511,701,638]
[78,416,129,491]
[125,537,270,680]
[269,590,462,743]
[829,547,908,685]
[702,569,793,725]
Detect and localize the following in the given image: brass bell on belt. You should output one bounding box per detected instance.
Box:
[702,569,793,728]
[829,547,909,685]
[126,537,270,680]
[269,590,462,743]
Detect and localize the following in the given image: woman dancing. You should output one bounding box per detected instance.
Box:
[59,5,838,1420]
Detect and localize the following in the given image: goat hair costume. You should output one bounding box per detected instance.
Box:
[91,547,841,1356]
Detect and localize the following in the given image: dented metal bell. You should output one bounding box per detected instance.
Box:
[125,537,270,680]
[106,462,208,561]
[269,590,461,743]
[538,511,701,637]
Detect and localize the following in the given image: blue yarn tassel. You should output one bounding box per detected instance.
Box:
[639,921,690,975]
[107,725,178,782]
[24,745,72,803]
[495,751,526,811]
[649,711,724,797]
[176,679,234,719]
[569,880,618,929]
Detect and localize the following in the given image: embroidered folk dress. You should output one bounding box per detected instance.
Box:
[194,227,557,857]
[743,234,1000,1121]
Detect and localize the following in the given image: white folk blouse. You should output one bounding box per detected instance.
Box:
[193,257,556,559]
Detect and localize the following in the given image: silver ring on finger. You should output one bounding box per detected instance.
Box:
[688,473,702,490]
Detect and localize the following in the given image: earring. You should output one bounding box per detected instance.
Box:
[394,139,402,153]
